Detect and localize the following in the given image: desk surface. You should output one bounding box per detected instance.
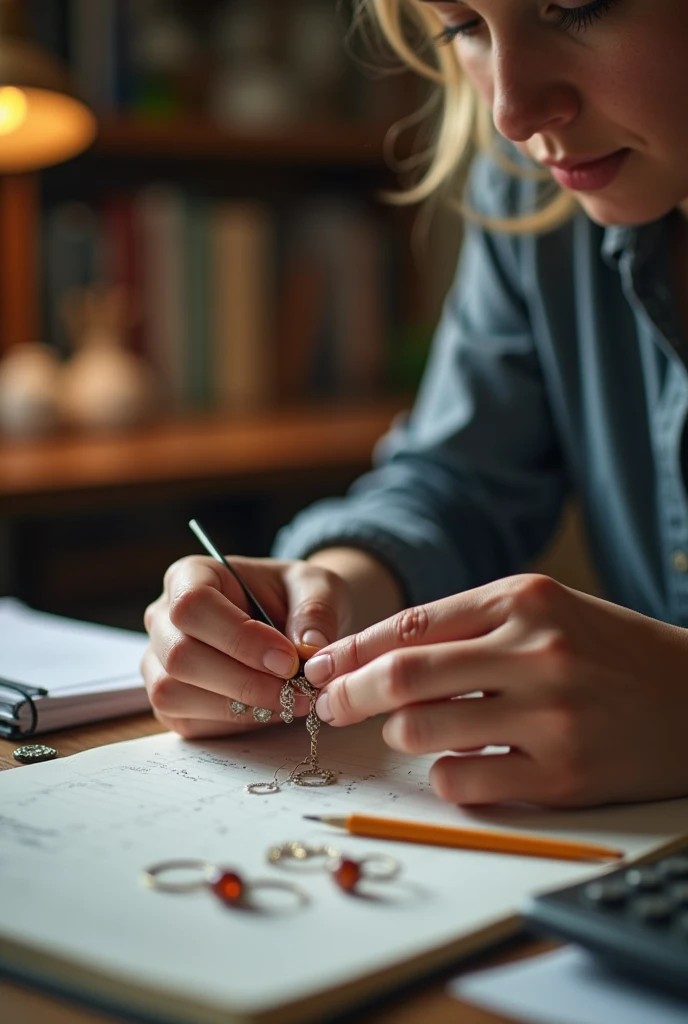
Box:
[0,715,554,1024]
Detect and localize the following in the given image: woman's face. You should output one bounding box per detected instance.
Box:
[421,0,688,226]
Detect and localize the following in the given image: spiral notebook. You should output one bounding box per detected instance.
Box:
[1,717,687,1024]
[0,598,150,738]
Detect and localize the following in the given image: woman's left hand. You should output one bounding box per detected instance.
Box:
[304,574,688,807]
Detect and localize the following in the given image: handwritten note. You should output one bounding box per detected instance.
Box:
[1,718,686,1023]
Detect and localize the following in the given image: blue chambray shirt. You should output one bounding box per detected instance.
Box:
[273,155,688,627]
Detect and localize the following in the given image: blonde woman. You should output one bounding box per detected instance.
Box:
[143,0,688,808]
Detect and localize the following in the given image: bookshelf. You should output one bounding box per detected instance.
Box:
[0,0,438,624]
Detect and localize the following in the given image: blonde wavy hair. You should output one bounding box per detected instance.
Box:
[357,0,578,234]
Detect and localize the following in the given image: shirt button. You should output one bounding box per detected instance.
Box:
[672,551,688,573]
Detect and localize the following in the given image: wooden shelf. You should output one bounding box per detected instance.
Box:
[0,401,407,504]
[92,117,395,166]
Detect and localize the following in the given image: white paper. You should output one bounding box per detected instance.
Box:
[451,946,688,1024]
[1,717,687,1022]
[0,598,149,731]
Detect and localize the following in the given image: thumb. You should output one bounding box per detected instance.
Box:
[283,562,351,656]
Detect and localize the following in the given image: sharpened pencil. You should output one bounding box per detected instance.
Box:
[304,813,624,862]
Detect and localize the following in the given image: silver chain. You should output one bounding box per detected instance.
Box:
[247,670,335,794]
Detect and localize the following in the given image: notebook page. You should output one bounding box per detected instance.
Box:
[1,718,686,1022]
[0,598,148,693]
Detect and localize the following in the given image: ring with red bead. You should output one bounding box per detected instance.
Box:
[141,858,309,913]
[267,842,401,895]
[328,853,400,894]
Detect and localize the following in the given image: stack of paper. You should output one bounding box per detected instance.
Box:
[0,598,150,737]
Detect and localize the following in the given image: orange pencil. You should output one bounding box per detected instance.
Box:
[304,813,624,863]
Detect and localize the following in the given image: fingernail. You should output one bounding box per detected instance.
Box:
[263,649,297,677]
[302,628,329,649]
[304,653,333,687]
[315,692,334,723]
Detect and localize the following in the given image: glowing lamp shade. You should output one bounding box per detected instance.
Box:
[0,5,97,172]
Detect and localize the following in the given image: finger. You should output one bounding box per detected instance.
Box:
[152,707,262,741]
[163,559,299,679]
[144,624,307,715]
[314,638,514,727]
[430,750,549,806]
[305,582,507,688]
[283,561,350,651]
[382,695,517,755]
[152,679,277,729]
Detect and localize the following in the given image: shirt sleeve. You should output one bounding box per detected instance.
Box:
[272,158,569,607]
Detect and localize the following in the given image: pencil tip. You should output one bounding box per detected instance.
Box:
[303,815,321,821]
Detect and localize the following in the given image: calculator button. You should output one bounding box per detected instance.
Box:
[631,894,675,922]
[583,879,628,906]
[658,855,688,880]
[624,867,663,890]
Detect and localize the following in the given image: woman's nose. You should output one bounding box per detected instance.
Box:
[491,44,580,142]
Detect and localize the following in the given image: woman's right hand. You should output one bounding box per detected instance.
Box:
[142,553,355,739]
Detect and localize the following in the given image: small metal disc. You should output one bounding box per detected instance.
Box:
[13,743,58,764]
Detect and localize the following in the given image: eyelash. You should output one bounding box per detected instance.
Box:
[435,0,617,44]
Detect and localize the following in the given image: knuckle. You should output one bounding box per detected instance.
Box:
[163,556,195,590]
[429,757,464,803]
[331,676,355,718]
[162,635,193,679]
[507,573,562,614]
[389,710,425,753]
[235,671,263,709]
[381,650,421,704]
[148,672,176,712]
[531,628,575,684]
[541,713,590,805]
[143,599,160,634]
[391,605,431,645]
[168,584,210,631]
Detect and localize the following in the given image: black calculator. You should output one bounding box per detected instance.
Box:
[523,844,688,1000]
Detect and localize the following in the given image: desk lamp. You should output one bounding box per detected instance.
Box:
[0,0,96,172]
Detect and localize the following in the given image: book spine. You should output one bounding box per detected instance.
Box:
[42,202,104,356]
[69,0,118,112]
[185,198,212,411]
[211,203,274,414]
[135,187,188,411]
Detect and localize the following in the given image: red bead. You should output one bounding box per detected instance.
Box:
[210,870,245,905]
[333,858,361,893]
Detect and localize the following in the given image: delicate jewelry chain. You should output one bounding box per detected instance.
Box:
[247,669,335,794]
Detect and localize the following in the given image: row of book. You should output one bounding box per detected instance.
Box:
[26,0,406,127]
[41,190,402,413]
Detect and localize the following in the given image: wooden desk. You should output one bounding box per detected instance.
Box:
[0,714,555,1024]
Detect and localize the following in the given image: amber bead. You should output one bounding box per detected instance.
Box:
[332,858,361,893]
[210,870,245,905]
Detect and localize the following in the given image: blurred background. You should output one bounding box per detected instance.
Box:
[0,0,597,633]
[0,0,465,631]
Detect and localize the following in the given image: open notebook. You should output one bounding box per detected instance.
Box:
[0,598,150,737]
[1,716,687,1024]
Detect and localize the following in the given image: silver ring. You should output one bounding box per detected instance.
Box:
[291,767,336,787]
[245,780,280,795]
[354,854,401,882]
[142,860,309,912]
[267,841,340,870]
[253,707,273,723]
[229,699,249,716]
[141,858,215,893]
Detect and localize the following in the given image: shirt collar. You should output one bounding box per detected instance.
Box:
[601,217,670,273]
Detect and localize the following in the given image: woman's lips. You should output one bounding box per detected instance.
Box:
[546,149,630,192]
